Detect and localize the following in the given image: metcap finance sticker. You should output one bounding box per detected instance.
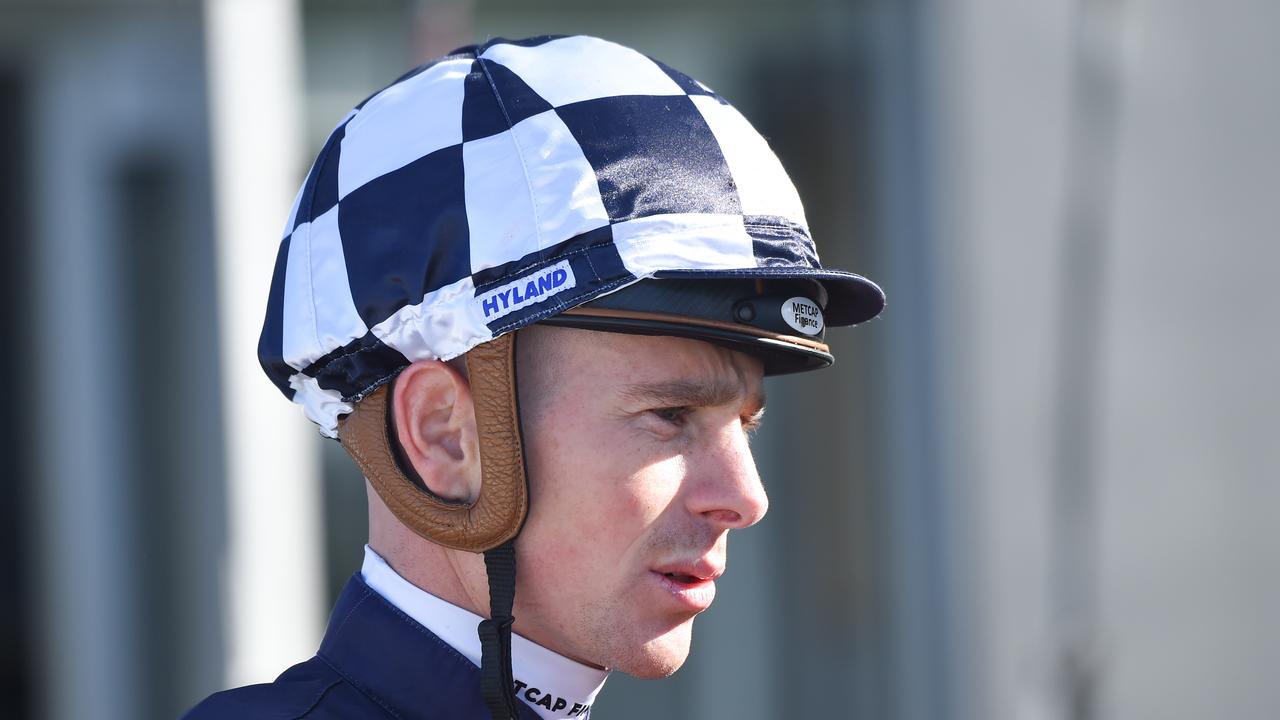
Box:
[782,296,824,335]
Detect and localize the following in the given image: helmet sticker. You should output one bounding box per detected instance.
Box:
[476,259,577,322]
[782,296,824,335]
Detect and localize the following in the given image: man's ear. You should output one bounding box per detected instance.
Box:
[390,359,481,503]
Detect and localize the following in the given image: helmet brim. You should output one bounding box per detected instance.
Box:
[538,272,874,375]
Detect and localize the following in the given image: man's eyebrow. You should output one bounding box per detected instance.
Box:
[620,379,766,414]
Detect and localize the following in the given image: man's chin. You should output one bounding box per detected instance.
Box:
[610,619,695,679]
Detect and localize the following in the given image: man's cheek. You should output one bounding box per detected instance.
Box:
[532,527,599,576]
[617,462,684,521]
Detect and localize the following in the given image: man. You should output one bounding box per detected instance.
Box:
[185,34,883,719]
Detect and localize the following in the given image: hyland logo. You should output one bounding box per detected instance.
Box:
[781,296,824,335]
[477,260,576,322]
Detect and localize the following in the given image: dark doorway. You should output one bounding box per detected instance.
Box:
[0,64,35,720]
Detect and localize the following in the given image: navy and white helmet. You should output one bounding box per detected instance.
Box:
[259,34,883,439]
[257,35,883,719]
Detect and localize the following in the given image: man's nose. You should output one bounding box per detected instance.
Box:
[688,424,769,530]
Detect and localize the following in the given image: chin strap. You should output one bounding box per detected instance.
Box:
[475,329,527,719]
[479,540,521,719]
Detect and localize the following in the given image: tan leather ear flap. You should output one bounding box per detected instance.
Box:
[337,331,529,553]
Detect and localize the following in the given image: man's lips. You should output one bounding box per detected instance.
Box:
[650,560,723,611]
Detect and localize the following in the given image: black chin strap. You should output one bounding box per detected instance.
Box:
[479,540,521,719]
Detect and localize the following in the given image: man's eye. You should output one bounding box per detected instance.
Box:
[651,407,690,426]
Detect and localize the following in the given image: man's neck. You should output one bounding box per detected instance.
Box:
[366,482,491,616]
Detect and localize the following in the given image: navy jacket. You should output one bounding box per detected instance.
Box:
[184,574,542,719]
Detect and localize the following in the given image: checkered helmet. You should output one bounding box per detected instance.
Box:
[260,34,882,439]
[258,34,883,718]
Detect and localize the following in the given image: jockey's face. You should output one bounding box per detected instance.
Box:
[512,325,769,677]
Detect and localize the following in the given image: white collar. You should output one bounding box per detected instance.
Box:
[361,545,609,719]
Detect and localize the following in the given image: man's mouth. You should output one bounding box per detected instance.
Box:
[651,561,723,610]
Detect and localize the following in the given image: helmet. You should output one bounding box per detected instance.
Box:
[258,34,883,718]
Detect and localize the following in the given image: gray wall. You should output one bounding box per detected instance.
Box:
[931,1,1280,718]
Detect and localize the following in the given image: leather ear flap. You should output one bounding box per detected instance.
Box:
[337,331,529,553]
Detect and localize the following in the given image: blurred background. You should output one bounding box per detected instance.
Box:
[1,0,1277,718]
